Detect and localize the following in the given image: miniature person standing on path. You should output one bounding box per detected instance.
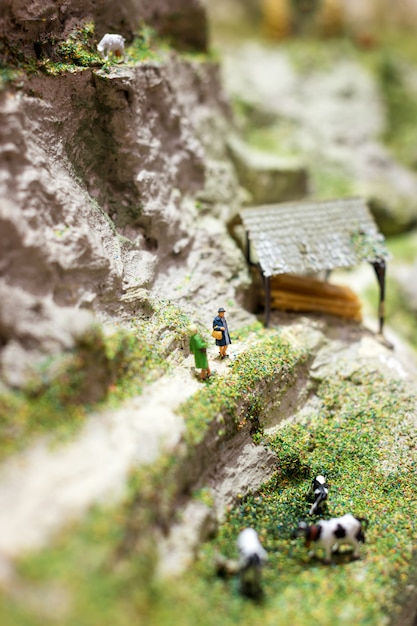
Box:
[213,307,231,359]
[189,325,211,380]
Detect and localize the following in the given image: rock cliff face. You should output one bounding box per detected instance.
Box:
[0,1,254,386]
[0,0,208,55]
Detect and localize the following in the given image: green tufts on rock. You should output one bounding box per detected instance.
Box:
[179,329,308,445]
[56,22,102,67]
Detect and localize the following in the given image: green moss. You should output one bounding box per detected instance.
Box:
[179,329,308,445]
[193,487,215,508]
[0,22,166,81]
[244,122,301,157]
[229,320,264,341]
[2,367,415,626]
[0,298,195,460]
[125,25,161,63]
[373,277,417,353]
[201,369,417,625]
[232,30,417,178]
[0,66,21,89]
[350,229,389,263]
[0,21,103,79]
[6,501,158,626]
[130,298,193,358]
[308,160,355,199]
[0,457,189,626]
[373,47,417,169]
[386,231,417,263]
[56,21,102,68]
[285,36,357,75]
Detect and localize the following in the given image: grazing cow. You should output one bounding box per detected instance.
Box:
[237,528,268,598]
[295,514,368,564]
[307,475,328,515]
[97,34,125,61]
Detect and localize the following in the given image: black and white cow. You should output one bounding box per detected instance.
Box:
[237,528,268,598]
[295,514,368,564]
[307,475,328,515]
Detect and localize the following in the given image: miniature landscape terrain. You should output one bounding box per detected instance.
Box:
[1,1,417,624]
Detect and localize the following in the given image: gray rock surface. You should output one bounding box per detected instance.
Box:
[219,41,417,234]
[0,0,208,55]
[0,52,250,385]
[227,133,308,204]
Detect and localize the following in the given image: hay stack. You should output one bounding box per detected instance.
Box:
[270,273,362,320]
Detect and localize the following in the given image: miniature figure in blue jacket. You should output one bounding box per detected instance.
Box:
[213,307,231,359]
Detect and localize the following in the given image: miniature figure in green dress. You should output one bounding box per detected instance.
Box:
[189,325,211,380]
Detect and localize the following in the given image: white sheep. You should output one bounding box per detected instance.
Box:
[237,528,268,597]
[97,34,125,61]
[295,513,367,564]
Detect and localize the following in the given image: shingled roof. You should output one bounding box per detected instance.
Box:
[240,197,389,277]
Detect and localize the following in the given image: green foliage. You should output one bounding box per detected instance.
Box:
[0,67,20,90]
[0,297,194,460]
[270,428,310,479]
[382,278,417,353]
[375,50,417,168]
[0,22,165,80]
[308,160,355,199]
[0,325,166,461]
[8,503,158,626]
[179,330,307,445]
[0,38,37,85]
[193,487,215,508]
[56,21,102,67]
[40,61,87,76]
[2,367,416,626]
[229,320,264,341]
[126,25,160,63]
[234,31,417,176]
[387,231,417,263]
[131,298,193,356]
[285,36,356,75]
[203,369,417,625]
[244,122,301,157]
[350,229,389,263]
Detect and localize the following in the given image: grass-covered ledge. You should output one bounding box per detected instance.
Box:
[0,300,191,461]
[198,368,417,626]
[178,328,309,445]
[1,343,417,625]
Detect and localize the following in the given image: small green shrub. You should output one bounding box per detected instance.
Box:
[57,21,102,67]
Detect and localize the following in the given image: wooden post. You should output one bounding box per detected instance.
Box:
[246,230,251,264]
[264,274,271,327]
[371,260,386,334]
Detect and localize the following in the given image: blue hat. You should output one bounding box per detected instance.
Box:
[218,307,226,312]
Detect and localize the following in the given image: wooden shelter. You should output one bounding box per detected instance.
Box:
[240,197,389,330]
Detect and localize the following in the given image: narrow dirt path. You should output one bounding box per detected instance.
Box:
[0,370,200,578]
[0,338,244,582]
